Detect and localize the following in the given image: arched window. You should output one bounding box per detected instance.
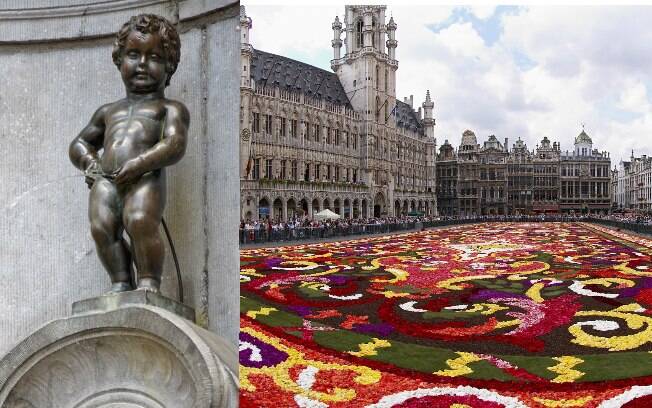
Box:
[372,17,377,48]
[376,96,380,122]
[385,69,389,91]
[376,65,380,89]
[356,19,363,49]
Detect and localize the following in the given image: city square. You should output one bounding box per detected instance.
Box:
[241,222,652,407]
[238,3,652,407]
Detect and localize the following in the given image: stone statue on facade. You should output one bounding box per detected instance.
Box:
[69,14,189,294]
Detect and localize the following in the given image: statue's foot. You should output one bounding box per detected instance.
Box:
[108,282,133,293]
[136,278,160,294]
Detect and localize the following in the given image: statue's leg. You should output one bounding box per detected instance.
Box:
[89,178,132,292]
[123,172,166,293]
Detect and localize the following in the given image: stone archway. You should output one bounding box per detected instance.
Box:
[343,198,351,218]
[272,197,283,221]
[362,199,368,218]
[394,200,401,217]
[299,198,309,217]
[334,198,341,215]
[312,198,320,216]
[287,198,297,220]
[258,198,270,220]
[323,198,331,211]
[374,192,386,218]
[353,199,360,219]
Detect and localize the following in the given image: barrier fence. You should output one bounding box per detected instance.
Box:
[239,217,652,245]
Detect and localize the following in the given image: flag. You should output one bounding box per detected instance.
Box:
[245,150,253,177]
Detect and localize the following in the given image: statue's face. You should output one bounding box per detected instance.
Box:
[120,30,168,93]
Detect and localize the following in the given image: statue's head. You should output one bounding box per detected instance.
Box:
[112,14,181,91]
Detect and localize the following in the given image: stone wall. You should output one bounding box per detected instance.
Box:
[0,0,240,357]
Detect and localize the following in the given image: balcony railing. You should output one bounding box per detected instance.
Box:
[241,179,369,193]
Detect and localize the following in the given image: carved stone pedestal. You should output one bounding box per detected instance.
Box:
[0,293,238,407]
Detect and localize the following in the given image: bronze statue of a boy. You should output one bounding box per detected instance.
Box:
[69,14,189,294]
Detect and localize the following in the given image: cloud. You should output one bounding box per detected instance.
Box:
[244,4,652,163]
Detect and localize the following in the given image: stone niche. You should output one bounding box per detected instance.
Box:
[0,293,238,407]
[0,0,241,358]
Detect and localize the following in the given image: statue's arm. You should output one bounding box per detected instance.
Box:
[69,104,109,171]
[138,101,190,172]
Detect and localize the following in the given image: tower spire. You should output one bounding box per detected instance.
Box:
[331,15,343,66]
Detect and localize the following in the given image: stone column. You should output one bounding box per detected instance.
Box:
[282,199,288,222]
[0,0,240,356]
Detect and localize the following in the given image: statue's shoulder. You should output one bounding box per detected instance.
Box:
[88,100,122,123]
[163,99,190,124]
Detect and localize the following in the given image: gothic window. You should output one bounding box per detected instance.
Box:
[290,119,298,137]
[356,19,363,49]
[326,127,331,144]
[375,96,380,122]
[327,165,331,180]
[279,117,287,137]
[353,134,357,150]
[371,17,377,48]
[316,163,321,180]
[304,121,310,139]
[376,65,380,89]
[385,69,389,91]
[292,160,298,180]
[265,159,272,179]
[305,163,310,181]
[335,166,340,181]
[253,158,260,180]
[252,112,260,133]
[280,160,286,179]
[314,124,321,142]
[264,114,272,134]
[335,129,340,145]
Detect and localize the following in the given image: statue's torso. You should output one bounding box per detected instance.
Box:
[101,99,167,174]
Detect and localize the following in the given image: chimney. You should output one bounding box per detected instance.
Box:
[409,95,413,108]
[504,137,508,152]
[417,107,422,119]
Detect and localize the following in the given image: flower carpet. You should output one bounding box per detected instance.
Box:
[240,222,652,407]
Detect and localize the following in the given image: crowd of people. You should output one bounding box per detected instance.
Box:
[239,212,652,244]
[240,214,438,234]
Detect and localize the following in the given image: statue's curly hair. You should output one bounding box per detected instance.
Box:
[112,14,180,87]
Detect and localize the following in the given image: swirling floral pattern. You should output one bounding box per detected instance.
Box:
[241,222,652,407]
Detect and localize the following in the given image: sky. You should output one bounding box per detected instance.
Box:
[244,4,652,164]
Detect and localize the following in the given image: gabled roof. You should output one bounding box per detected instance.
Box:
[395,100,424,135]
[251,48,351,108]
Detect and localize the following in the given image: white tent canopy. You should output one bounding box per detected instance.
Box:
[313,209,341,220]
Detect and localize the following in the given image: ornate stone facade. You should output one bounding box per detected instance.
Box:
[437,129,611,215]
[613,153,652,211]
[239,5,437,221]
[559,130,611,214]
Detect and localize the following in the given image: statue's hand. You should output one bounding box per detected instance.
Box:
[114,157,144,185]
[84,161,101,189]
